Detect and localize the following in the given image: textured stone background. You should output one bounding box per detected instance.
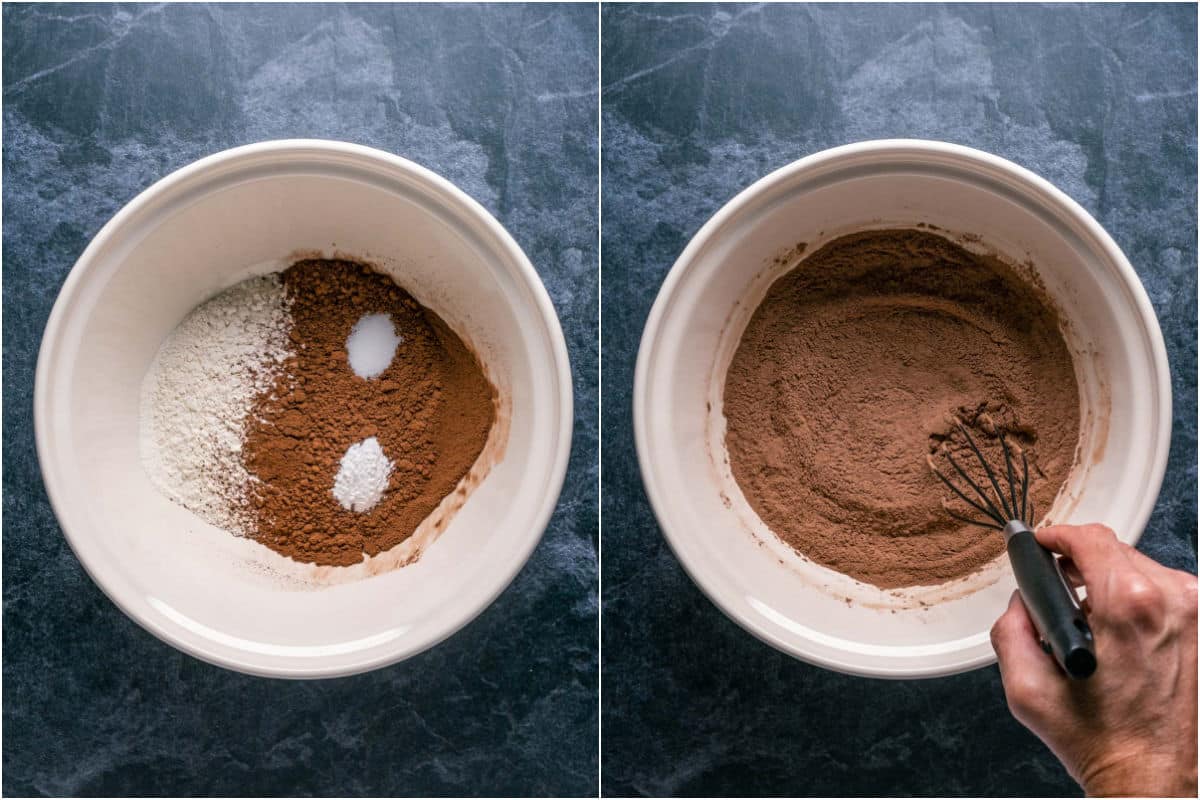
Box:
[3,4,597,796]
[601,3,1196,797]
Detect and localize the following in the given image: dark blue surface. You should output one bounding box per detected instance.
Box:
[3,4,597,796]
[601,4,1196,797]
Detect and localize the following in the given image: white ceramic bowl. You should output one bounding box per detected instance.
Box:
[36,140,573,678]
[635,139,1171,678]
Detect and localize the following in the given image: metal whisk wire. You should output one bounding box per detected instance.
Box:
[929,420,1033,531]
[928,418,1096,679]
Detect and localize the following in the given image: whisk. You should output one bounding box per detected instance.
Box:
[930,420,1097,679]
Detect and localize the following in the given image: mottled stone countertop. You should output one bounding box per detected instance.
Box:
[3,4,597,796]
[601,4,1196,796]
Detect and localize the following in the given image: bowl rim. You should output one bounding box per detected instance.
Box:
[633,138,1173,679]
[34,138,574,678]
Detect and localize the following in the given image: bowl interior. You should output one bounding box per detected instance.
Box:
[36,144,570,676]
[637,144,1169,677]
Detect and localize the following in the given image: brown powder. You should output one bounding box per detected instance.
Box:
[723,229,1080,589]
[243,259,495,567]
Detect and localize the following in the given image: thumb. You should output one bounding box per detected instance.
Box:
[991,591,1062,725]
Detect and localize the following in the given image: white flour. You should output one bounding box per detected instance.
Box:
[139,274,292,534]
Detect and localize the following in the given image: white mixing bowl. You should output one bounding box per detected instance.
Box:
[35,140,573,678]
[635,139,1171,678]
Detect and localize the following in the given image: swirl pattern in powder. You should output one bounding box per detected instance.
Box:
[723,228,1080,589]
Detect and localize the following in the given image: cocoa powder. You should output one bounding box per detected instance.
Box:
[243,259,495,566]
[724,229,1080,589]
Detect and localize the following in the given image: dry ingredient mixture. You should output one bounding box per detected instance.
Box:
[724,228,1080,589]
[140,258,495,568]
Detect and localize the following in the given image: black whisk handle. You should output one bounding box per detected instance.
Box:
[1003,521,1097,679]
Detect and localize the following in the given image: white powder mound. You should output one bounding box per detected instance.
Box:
[139,274,292,534]
[332,436,393,512]
[346,313,402,379]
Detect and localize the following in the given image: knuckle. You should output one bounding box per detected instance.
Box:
[1003,672,1043,716]
[1116,576,1165,622]
[990,610,1018,648]
[989,620,1005,650]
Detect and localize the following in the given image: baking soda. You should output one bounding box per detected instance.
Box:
[346,313,402,379]
[332,436,394,512]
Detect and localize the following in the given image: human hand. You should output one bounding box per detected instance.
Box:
[991,523,1197,797]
